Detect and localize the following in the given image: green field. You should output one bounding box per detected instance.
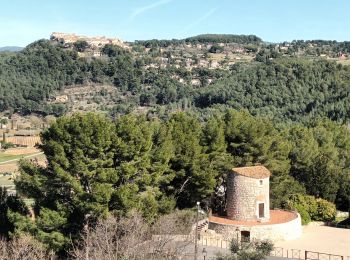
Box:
[0,154,26,163]
[0,152,44,164]
[0,175,16,197]
[0,175,14,186]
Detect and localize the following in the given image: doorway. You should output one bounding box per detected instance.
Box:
[241,231,250,243]
[258,203,265,218]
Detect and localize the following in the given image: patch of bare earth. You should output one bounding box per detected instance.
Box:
[3,147,40,156]
[275,225,350,256]
[0,163,18,173]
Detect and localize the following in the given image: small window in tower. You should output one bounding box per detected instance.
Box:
[259,179,263,185]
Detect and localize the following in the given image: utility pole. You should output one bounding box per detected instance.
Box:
[194,201,200,260]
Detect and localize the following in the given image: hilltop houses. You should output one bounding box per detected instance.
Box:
[50,32,129,49]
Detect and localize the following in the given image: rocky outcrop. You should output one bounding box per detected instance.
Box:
[50,32,129,49]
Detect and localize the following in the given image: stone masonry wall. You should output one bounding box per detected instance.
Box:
[208,213,302,242]
[226,173,270,221]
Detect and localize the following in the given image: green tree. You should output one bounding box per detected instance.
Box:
[14,113,178,251]
[0,187,29,238]
[73,40,89,52]
[110,115,174,220]
[288,120,350,203]
[166,113,217,208]
[15,113,118,251]
[101,44,127,57]
[223,110,291,176]
[0,118,8,125]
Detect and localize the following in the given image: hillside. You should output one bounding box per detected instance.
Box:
[1,33,350,255]
[0,46,23,52]
[2,33,350,123]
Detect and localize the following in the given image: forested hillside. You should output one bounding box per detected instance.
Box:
[1,34,350,255]
[2,36,350,123]
[135,33,262,47]
[196,59,350,122]
[4,110,349,253]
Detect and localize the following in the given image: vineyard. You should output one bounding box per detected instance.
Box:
[5,136,41,147]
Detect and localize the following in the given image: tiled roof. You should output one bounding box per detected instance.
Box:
[232,165,270,179]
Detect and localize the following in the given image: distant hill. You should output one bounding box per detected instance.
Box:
[135,34,263,48]
[3,34,350,123]
[0,46,23,52]
[184,34,263,44]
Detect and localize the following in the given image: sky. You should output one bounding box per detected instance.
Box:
[1,0,350,46]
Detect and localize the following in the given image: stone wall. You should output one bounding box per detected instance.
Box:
[226,173,270,221]
[50,32,128,49]
[208,213,302,242]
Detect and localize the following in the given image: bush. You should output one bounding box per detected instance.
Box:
[238,251,265,260]
[0,235,53,259]
[73,40,89,52]
[295,205,311,225]
[230,239,240,254]
[225,239,273,260]
[0,142,16,149]
[208,45,224,53]
[215,253,236,260]
[254,240,274,256]
[287,194,336,224]
[315,198,336,221]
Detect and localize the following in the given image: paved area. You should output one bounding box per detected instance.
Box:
[182,245,290,259]
[275,225,350,256]
[210,210,297,226]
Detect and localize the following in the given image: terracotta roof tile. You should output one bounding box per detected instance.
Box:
[209,210,297,226]
[232,165,270,179]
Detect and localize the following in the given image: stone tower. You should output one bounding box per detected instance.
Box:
[226,166,270,221]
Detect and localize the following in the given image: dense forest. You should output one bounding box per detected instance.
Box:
[0,110,348,254]
[135,34,263,47]
[196,58,350,122]
[2,37,350,124]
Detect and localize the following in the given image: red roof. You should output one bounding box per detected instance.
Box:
[232,165,271,179]
[209,210,298,226]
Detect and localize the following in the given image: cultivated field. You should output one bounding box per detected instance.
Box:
[0,147,46,196]
[209,52,254,62]
[5,136,41,147]
[0,147,42,163]
[0,147,45,172]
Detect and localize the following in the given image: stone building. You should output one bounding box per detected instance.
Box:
[208,165,302,242]
[226,166,270,221]
[50,32,129,49]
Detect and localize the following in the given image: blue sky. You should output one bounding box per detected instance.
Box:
[1,0,350,46]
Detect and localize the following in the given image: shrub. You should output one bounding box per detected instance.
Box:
[0,235,53,259]
[254,240,274,256]
[287,194,336,224]
[0,142,16,149]
[295,205,311,225]
[303,195,318,219]
[230,239,240,254]
[315,198,336,221]
[238,251,265,260]
[226,238,273,260]
[73,40,89,52]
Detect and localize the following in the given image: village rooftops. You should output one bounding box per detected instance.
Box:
[232,165,271,179]
[50,32,129,49]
